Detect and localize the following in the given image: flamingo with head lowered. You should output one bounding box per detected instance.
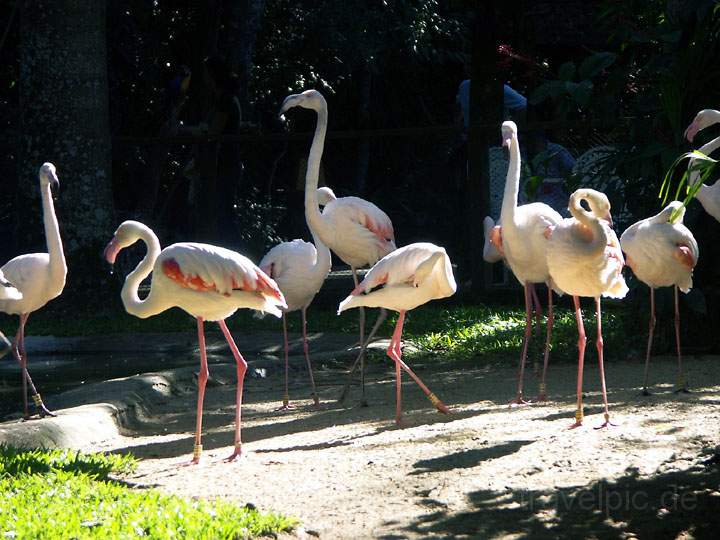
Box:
[620,202,698,394]
[259,186,332,409]
[545,188,628,428]
[104,220,286,463]
[1,163,66,419]
[279,89,396,405]
[338,242,456,424]
[496,121,563,404]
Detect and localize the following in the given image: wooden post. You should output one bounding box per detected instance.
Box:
[466,2,503,298]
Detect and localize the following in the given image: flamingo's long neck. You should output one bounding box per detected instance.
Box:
[304,104,332,242]
[40,182,67,295]
[691,134,720,188]
[568,193,607,258]
[500,135,521,226]
[121,227,168,319]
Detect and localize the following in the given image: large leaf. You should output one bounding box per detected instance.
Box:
[558,61,576,81]
[529,80,565,105]
[578,52,617,80]
[566,80,593,107]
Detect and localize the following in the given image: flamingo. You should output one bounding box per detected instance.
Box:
[279,89,396,405]
[620,202,698,394]
[497,121,562,404]
[259,187,332,409]
[0,163,66,419]
[545,188,628,428]
[0,271,21,360]
[684,109,720,222]
[104,220,286,463]
[337,242,456,424]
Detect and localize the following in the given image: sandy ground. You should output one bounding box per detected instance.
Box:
[2,332,719,539]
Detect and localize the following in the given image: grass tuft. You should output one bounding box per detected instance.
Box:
[0,446,296,538]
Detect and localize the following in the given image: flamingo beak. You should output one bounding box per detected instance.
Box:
[605,213,614,229]
[279,94,298,116]
[103,237,120,265]
[502,134,512,148]
[684,120,700,143]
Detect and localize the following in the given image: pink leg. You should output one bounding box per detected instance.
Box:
[191,317,209,464]
[530,284,543,376]
[301,307,320,406]
[386,311,449,424]
[673,286,689,393]
[594,297,615,429]
[570,296,586,428]
[219,320,248,462]
[277,313,292,410]
[537,286,554,401]
[641,288,656,395]
[352,267,367,399]
[510,283,532,405]
[12,314,53,419]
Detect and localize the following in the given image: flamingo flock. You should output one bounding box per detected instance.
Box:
[2,95,717,462]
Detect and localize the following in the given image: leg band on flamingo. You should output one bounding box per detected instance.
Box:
[32,394,43,407]
[282,393,289,408]
[193,444,202,461]
[575,408,584,424]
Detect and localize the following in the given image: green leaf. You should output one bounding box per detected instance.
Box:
[529,80,565,105]
[568,80,593,106]
[578,52,617,79]
[558,61,576,81]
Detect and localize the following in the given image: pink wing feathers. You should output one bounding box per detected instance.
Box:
[351,243,443,295]
[330,196,395,245]
[160,243,284,302]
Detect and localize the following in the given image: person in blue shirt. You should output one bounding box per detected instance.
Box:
[455,80,527,139]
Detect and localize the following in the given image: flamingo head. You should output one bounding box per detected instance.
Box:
[39,162,59,193]
[317,187,337,206]
[664,200,686,223]
[501,120,518,148]
[279,89,326,118]
[103,220,144,265]
[585,189,613,227]
[684,109,720,142]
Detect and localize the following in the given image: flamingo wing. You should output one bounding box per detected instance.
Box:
[354,243,443,294]
[325,196,395,244]
[259,239,317,281]
[160,243,284,302]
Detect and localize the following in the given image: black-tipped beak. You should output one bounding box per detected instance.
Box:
[50,175,59,196]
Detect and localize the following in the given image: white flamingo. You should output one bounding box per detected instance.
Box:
[0,271,21,360]
[620,202,698,394]
[279,89,396,404]
[259,187,332,409]
[104,220,286,463]
[497,121,562,404]
[0,163,66,419]
[337,242,455,423]
[684,109,720,221]
[546,188,628,428]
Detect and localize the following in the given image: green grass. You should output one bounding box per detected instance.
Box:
[0,446,296,539]
[1,301,636,366]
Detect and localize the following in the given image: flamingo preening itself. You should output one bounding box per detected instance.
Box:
[338,242,456,424]
[545,188,628,428]
[104,220,286,463]
[279,89,396,405]
[497,121,562,404]
[620,202,698,394]
[685,109,720,222]
[259,187,332,409]
[0,163,66,419]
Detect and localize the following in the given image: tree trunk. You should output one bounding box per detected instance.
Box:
[18,0,113,255]
[467,3,503,297]
[223,0,267,111]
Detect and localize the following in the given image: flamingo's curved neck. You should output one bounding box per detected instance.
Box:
[304,105,332,241]
[692,134,720,188]
[568,193,607,257]
[41,183,67,294]
[501,135,521,225]
[121,227,167,318]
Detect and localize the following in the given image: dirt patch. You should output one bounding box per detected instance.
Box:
[54,349,719,539]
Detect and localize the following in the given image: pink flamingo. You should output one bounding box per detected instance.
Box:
[280,89,396,404]
[497,121,563,404]
[259,187,332,409]
[337,242,456,424]
[684,109,720,222]
[545,188,628,428]
[104,220,286,463]
[1,163,66,419]
[620,201,698,394]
